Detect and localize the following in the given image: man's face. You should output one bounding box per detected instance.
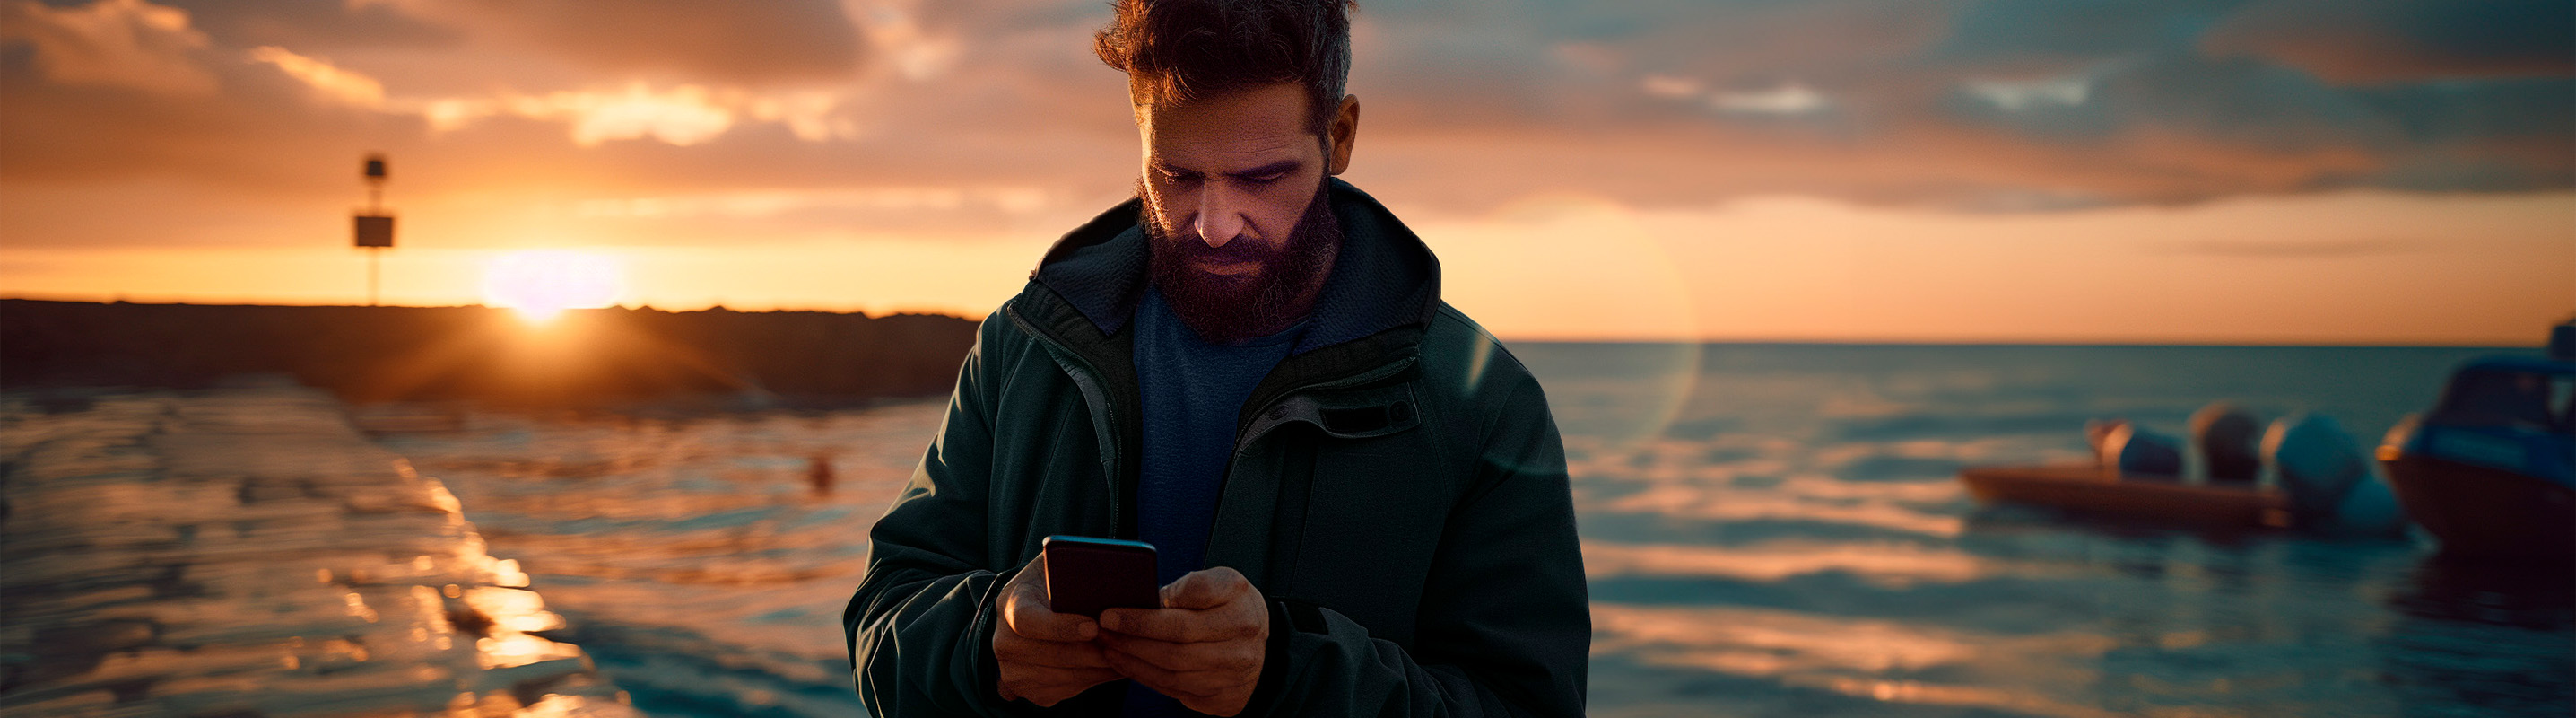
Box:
[1137,82,1340,343]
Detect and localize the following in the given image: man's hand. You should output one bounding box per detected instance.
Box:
[992,554,1121,706]
[1097,567,1269,716]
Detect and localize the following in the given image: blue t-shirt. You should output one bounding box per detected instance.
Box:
[1123,285,1302,715]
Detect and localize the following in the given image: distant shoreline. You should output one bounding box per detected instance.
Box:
[0,299,981,407]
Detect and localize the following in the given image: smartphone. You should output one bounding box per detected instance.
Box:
[1042,535,1160,617]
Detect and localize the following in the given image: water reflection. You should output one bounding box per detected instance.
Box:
[1584,539,1997,587]
[0,388,631,717]
[1593,603,2120,718]
[2378,555,2576,715]
[1562,345,2567,717]
[15,346,2558,717]
[371,401,943,716]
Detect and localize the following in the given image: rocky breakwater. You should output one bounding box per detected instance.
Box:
[0,385,635,717]
[0,300,981,407]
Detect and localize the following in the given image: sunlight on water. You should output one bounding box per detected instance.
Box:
[354,345,2563,718]
[10,346,2565,718]
[370,402,946,716]
[0,388,634,717]
[1567,345,2570,718]
[1583,539,2000,587]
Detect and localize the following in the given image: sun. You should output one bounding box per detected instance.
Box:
[482,250,623,322]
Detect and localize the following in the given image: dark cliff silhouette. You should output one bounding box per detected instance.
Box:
[0,300,979,407]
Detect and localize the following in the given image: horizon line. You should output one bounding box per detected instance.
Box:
[4,295,2546,350]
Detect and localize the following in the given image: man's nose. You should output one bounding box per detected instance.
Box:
[1192,186,1247,247]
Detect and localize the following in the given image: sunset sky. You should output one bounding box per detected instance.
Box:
[2,0,2570,345]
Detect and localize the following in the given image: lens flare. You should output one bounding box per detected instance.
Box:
[482,250,622,322]
[1434,194,1703,459]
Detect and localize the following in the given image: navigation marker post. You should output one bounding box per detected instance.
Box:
[353,153,396,305]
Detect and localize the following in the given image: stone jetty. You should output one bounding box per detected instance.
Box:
[1,385,636,717]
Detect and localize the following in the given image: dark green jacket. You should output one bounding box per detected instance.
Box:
[846,180,1588,717]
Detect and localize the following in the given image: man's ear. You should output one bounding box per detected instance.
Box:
[1326,94,1359,176]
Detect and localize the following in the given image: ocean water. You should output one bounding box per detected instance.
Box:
[368,344,2575,717]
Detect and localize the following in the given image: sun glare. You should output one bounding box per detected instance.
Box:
[483,250,622,322]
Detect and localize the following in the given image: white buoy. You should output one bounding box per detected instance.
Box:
[2333,471,2411,538]
[2265,413,2409,537]
[2092,418,2184,479]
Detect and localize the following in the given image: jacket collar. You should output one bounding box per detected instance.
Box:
[1029,178,1442,355]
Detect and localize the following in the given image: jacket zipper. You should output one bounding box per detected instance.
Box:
[1006,303,1130,536]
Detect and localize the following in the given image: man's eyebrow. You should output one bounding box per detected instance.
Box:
[1151,159,1301,179]
[1225,160,1301,179]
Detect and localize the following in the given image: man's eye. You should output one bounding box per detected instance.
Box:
[1241,173,1284,185]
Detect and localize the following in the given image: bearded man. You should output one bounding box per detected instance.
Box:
[845,1,1589,715]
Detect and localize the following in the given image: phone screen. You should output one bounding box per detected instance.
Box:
[1042,535,1160,617]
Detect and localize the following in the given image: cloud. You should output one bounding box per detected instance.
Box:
[2204,0,2576,84]
[503,83,737,146]
[238,38,862,147]
[413,83,861,145]
[355,0,868,87]
[248,46,383,107]
[1340,0,2572,210]
[1640,74,1701,100]
[1639,75,1839,117]
[1924,0,2228,66]
[1962,76,2090,112]
[1713,83,1833,117]
[0,0,214,95]
[2,0,2571,242]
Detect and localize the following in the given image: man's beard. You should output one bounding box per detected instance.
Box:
[1143,179,1341,345]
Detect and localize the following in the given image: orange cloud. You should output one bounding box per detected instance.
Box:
[514,83,736,146]
[248,46,385,108]
[3,0,2569,348]
[0,0,213,95]
[353,0,867,86]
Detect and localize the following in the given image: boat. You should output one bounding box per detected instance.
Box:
[1962,404,2402,535]
[2377,323,2576,557]
[1959,464,2292,529]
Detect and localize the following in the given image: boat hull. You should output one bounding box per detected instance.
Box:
[2382,454,2575,557]
[1960,464,2291,529]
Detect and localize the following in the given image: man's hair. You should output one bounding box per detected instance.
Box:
[1093,0,1355,136]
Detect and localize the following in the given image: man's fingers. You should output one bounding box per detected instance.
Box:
[994,629,1115,669]
[1100,605,1261,644]
[1101,649,1229,699]
[1095,632,1257,674]
[1100,607,1220,643]
[1001,553,1093,642]
[993,553,1127,708]
[1004,587,1100,643]
[1160,567,1250,609]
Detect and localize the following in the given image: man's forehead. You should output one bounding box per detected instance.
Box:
[1138,83,1318,169]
